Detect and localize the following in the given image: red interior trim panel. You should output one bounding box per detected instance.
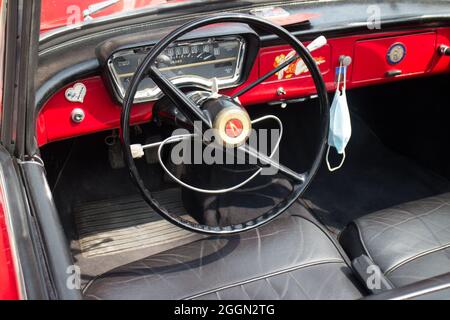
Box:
[37,78,153,146]
[0,186,19,300]
[37,27,450,147]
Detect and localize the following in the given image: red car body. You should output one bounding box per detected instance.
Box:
[40,0,183,32]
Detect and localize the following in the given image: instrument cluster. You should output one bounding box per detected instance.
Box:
[108,36,246,103]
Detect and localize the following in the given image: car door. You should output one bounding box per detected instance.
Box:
[0,0,80,300]
[0,0,48,300]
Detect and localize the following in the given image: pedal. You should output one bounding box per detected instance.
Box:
[144,135,163,165]
[163,162,185,184]
[106,134,125,169]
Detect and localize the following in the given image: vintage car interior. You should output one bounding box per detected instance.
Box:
[26,0,450,299]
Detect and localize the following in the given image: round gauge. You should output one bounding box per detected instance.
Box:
[387,43,406,65]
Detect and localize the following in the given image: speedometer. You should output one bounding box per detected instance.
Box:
[108,36,246,103]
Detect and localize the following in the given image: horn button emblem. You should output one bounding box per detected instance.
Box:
[225,119,244,138]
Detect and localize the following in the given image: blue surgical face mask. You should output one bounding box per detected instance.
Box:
[327,65,352,172]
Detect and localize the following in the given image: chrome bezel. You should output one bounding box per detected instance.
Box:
[107,36,246,103]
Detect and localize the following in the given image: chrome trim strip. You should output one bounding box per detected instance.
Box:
[391,282,450,300]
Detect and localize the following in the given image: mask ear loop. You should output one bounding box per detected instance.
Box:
[326,146,346,172]
[327,61,346,172]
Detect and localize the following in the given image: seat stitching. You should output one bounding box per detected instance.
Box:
[414,207,449,250]
[264,278,280,299]
[240,284,252,300]
[362,200,448,228]
[364,203,449,244]
[385,242,450,276]
[186,259,345,300]
[288,272,312,300]
[369,222,441,249]
[290,214,353,267]
[83,214,346,296]
[353,221,374,262]
[366,203,448,238]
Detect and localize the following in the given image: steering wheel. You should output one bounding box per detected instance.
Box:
[120,13,329,235]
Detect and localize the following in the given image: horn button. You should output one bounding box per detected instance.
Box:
[202,96,252,148]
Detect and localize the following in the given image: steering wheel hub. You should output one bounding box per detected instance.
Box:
[209,99,252,148]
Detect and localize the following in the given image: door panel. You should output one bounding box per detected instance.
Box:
[0,0,51,300]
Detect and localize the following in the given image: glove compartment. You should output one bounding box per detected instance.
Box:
[352,32,437,83]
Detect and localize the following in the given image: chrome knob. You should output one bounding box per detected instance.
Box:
[71,108,85,123]
[439,45,450,56]
[277,87,286,96]
[339,55,352,66]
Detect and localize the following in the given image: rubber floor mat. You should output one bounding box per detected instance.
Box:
[74,189,193,258]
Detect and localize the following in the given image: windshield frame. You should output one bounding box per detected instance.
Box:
[39,0,285,42]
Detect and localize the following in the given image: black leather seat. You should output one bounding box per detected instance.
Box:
[84,204,364,300]
[340,193,450,288]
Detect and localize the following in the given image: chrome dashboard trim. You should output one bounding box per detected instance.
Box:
[107,36,247,103]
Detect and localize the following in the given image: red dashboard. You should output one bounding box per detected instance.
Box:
[37,27,450,147]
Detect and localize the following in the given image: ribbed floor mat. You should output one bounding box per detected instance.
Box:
[74,189,193,258]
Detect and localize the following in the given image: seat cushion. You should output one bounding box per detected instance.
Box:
[84,210,364,300]
[340,193,450,287]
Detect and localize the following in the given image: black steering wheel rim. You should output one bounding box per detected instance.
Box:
[120,13,330,235]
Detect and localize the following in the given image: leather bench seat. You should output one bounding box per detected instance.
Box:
[84,205,364,300]
[340,193,450,288]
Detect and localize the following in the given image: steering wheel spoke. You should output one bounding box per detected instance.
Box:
[232,35,327,99]
[149,66,212,128]
[238,144,306,183]
[232,54,299,99]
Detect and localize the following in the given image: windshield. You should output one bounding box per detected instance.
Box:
[40,0,450,34]
[40,0,197,32]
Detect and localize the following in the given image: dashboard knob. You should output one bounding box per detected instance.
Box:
[71,108,85,123]
[339,55,352,66]
[277,87,286,96]
[439,45,450,56]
